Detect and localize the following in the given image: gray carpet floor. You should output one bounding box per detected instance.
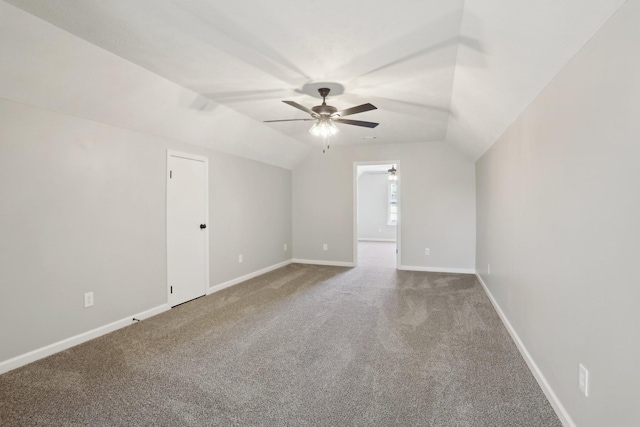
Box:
[0,243,561,426]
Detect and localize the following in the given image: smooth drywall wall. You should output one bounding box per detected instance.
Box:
[293,142,475,270]
[209,154,291,285]
[357,173,396,241]
[0,98,292,364]
[475,1,640,425]
[0,100,165,362]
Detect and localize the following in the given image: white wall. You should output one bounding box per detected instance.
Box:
[0,98,292,365]
[293,142,475,271]
[357,172,396,241]
[475,0,640,425]
[209,154,291,285]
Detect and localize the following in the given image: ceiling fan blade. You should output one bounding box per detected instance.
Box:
[333,103,377,117]
[264,118,315,122]
[282,100,317,117]
[334,118,379,128]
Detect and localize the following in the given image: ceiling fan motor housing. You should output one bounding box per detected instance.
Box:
[312,104,338,117]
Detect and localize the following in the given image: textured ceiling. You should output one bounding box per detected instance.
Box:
[1,0,626,167]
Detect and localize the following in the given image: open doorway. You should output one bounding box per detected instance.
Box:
[353,162,400,268]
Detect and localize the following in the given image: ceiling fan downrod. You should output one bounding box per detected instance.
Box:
[318,87,330,103]
[312,88,338,117]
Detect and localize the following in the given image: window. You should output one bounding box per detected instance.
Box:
[388,180,397,225]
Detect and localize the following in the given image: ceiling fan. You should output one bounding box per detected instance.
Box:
[264,88,379,139]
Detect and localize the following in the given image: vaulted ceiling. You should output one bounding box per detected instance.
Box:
[1,0,626,168]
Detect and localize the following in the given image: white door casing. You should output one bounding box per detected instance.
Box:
[167,151,209,306]
[353,161,401,267]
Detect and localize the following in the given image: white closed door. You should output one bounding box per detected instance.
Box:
[167,151,208,306]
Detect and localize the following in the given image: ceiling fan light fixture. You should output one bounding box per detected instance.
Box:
[309,118,339,138]
[388,165,398,181]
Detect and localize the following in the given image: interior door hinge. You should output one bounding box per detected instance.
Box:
[170,286,173,294]
[169,170,172,179]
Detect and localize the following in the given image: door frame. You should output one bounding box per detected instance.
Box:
[166,150,209,305]
[353,160,401,268]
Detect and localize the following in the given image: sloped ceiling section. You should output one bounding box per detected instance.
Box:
[446,0,626,159]
[0,1,309,169]
[1,0,627,166]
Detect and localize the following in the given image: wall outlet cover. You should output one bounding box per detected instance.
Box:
[84,292,94,308]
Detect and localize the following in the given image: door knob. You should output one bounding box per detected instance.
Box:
[200,224,207,229]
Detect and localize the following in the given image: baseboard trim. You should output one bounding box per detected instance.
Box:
[292,259,356,268]
[208,259,293,295]
[0,304,170,375]
[475,272,574,427]
[398,265,476,274]
[357,238,397,242]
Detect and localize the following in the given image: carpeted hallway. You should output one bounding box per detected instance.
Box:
[0,243,560,426]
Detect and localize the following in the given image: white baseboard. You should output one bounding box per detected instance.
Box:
[357,238,397,242]
[0,304,170,375]
[0,260,296,376]
[208,259,293,295]
[475,272,574,427]
[292,258,356,268]
[398,265,476,274]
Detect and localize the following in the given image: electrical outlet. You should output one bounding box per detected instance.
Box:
[488,264,491,275]
[238,254,243,263]
[84,292,94,308]
[323,243,328,251]
[579,364,589,396]
[284,243,287,251]
[425,248,430,256]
